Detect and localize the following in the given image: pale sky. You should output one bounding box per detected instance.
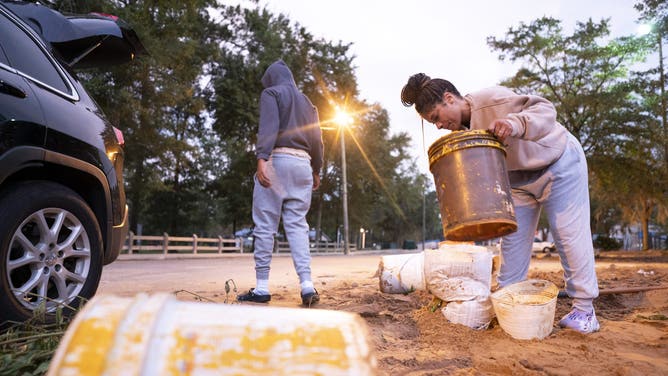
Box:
[253,0,643,174]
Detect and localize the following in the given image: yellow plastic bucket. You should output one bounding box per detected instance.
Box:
[428,130,517,241]
[47,293,377,375]
[490,279,558,340]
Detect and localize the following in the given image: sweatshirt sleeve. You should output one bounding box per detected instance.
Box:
[309,106,324,174]
[256,90,280,161]
[506,95,558,141]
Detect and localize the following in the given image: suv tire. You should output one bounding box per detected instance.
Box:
[0,181,103,324]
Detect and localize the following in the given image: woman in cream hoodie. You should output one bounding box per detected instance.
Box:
[401,73,600,334]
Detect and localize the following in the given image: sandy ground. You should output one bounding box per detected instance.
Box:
[99,250,668,375]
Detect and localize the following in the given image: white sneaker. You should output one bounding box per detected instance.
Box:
[558,308,600,333]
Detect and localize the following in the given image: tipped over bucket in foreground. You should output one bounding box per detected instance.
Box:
[47,293,377,376]
[490,279,559,340]
[428,130,517,241]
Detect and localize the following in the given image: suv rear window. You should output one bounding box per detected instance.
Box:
[0,12,69,94]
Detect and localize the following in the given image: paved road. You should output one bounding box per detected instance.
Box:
[97,250,573,301]
[97,252,390,299]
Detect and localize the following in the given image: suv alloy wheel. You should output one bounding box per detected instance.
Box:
[0,182,103,320]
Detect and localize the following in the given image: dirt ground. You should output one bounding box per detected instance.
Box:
[100,250,668,375]
[238,251,667,375]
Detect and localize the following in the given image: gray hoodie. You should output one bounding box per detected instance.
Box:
[256,60,324,174]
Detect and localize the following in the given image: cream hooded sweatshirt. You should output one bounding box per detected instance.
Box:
[465,86,568,171]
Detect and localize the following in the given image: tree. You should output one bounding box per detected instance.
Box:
[53,0,225,235]
[210,4,358,239]
[55,1,430,243]
[634,0,668,248]
[486,17,666,249]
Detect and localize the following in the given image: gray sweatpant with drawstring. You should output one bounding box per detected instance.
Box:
[498,133,599,312]
[252,153,313,284]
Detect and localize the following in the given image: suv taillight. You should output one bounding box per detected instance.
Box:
[90,12,119,21]
[113,126,125,146]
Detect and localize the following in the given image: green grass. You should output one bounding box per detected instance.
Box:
[0,308,71,376]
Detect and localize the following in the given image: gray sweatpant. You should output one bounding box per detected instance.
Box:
[252,153,313,284]
[498,133,599,311]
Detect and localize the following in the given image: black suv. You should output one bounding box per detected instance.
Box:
[0,1,143,324]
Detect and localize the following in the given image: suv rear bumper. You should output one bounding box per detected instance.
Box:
[107,204,129,265]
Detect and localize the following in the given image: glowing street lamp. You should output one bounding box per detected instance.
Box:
[335,108,352,255]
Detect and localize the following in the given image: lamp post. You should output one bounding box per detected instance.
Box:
[360,227,366,249]
[335,108,351,255]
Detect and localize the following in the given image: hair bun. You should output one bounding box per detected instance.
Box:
[401,73,431,107]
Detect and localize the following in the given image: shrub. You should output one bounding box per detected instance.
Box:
[593,235,622,250]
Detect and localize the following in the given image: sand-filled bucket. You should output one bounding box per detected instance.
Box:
[428,130,517,241]
[442,297,495,330]
[47,293,377,376]
[490,279,559,340]
[424,243,494,298]
[378,252,425,293]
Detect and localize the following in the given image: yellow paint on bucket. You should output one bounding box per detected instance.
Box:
[47,294,377,375]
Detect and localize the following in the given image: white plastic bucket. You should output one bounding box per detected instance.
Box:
[424,244,494,296]
[442,297,495,330]
[378,252,425,293]
[47,293,377,376]
[490,279,559,340]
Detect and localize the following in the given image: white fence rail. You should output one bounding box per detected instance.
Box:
[119,232,355,259]
[275,241,356,253]
[120,232,242,259]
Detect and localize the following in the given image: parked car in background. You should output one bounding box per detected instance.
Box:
[532,238,556,255]
[235,228,255,252]
[0,0,144,324]
[496,238,556,256]
[309,229,331,242]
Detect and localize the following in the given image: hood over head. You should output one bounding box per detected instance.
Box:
[261,59,296,88]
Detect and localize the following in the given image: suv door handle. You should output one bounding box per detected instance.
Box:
[0,80,27,99]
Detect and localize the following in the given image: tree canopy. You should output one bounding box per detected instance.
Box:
[52,0,439,246]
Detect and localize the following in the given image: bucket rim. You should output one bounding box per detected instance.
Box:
[490,279,559,306]
[428,130,506,167]
[444,219,518,242]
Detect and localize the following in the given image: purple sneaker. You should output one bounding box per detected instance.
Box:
[558,308,600,333]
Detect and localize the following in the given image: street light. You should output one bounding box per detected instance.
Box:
[334,108,352,255]
[360,227,366,249]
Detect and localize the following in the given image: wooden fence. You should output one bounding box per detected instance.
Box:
[275,240,356,253]
[119,232,354,259]
[120,232,242,259]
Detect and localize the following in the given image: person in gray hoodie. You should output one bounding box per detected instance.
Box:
[237,60,324,306]
[401,73,600,334]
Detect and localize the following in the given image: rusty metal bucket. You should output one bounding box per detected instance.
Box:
[428,130,517,241]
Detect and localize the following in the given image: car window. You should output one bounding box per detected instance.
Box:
[0,38,8,66]
[0,12,70,94]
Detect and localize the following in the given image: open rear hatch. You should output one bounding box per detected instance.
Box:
[3,1,145,69]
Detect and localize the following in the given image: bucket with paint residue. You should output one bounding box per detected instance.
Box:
[47,293,377,375]
[490,279,558,340]
[378,252,425,293]
[428,130,517,241]
[424,243,494,299]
